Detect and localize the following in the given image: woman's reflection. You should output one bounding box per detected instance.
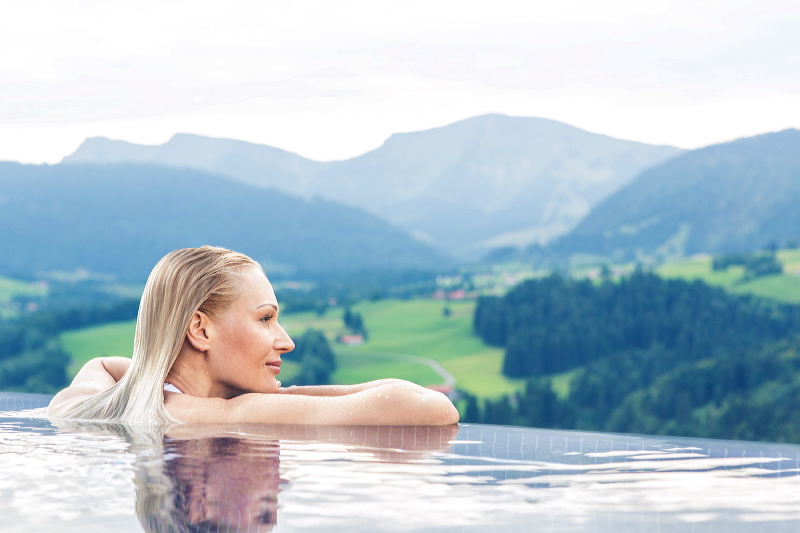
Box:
[148,436,281,532]
[135,424,458,533]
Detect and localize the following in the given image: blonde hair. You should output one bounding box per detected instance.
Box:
[59,246,260,424]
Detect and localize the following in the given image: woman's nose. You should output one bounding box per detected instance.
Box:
[275,324,295,353]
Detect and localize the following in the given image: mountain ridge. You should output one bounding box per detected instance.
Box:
[64,114,683,255]
[551,128,800,260]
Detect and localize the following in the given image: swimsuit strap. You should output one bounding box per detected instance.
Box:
[163,382,183,394]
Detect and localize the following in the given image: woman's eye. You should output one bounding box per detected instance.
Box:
[260,315,274,323]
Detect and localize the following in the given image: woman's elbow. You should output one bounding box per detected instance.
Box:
[431,391,460,425]
[400,385,459,426]
[445,399,460,425]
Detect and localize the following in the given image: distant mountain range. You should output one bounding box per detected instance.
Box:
[64,114,683,256]
[552,129,800,260]
[16,115,795,273]
[0,163,446,281]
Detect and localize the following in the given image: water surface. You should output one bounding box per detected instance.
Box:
[2,392,799,532]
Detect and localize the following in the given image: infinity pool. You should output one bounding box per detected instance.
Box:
[2,391,799,532]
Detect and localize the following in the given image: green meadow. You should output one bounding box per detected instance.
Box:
[283,299,526,398]
[60,320,136,376]
[656,249,800,303]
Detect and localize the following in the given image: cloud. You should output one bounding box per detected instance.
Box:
[1,0,799,163]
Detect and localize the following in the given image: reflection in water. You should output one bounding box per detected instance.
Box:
[140,434,281,533]
[52,422,459,533]
[2,397,800,533]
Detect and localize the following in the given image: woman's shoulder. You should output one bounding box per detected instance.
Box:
[48,385,96,416]
[48,357,130,416]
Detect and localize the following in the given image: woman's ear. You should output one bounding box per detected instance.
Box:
[186,311,212,352]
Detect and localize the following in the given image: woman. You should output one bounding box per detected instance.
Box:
[48,246,459,426]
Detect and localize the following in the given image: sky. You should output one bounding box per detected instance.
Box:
[1,0,798,164]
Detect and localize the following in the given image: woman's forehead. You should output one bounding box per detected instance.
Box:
[237,268,277,308]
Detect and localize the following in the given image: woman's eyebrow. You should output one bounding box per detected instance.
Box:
[256,303,279,311]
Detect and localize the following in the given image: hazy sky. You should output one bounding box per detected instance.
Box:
[2,0,798,163]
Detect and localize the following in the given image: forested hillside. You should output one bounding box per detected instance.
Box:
[469,272,800,443]
[0,162,445,281]
[552,129,800,260]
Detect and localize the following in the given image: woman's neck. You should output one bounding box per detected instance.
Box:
[166,340,221,398]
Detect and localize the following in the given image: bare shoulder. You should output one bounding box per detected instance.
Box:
[47,357,130,417]
[48,385,100,416]
[166,381,459,426]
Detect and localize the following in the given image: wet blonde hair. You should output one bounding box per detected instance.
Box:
[59,246,260,424]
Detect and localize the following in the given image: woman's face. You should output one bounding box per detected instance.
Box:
[206,266,294,398]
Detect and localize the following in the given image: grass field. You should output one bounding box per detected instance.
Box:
[282,299,526,398]
[656,250,800,303]
[60,320,136,376]
[0,275,48,319]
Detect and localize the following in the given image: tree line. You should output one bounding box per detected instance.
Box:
[282,329,337,385]
[0,299,140,393]
[475,271,800,378]
[468,272,800,443]
[711,250,783,278]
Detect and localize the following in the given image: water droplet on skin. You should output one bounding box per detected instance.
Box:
[377,392,382,398]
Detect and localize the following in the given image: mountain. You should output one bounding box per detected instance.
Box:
[64,134,325,196]
[64,114,683,255]
[0,162,446,281]
[552,129,800,260]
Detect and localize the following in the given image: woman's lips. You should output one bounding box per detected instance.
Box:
[266,361,281,375]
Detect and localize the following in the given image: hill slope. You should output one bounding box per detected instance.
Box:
[0,162,446,281]
[553,129,800,260]
[64,114,682,255]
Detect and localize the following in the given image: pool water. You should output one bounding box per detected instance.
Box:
[1,392,800,532]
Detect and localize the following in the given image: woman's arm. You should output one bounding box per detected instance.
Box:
[169,380,459,426]
[276,379,405,397]
[47,357,131,415]
[67,356,131,389]
[99,357,131,382]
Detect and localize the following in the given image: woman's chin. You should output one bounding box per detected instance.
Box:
[263,382,280,394]
[256,380,280,395]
